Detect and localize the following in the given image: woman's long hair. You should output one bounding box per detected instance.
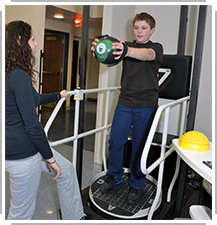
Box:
[5,20,36,82]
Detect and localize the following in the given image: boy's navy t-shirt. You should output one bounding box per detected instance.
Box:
[118,40,163,108]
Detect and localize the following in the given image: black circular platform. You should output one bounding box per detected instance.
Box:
[89,169,162,219]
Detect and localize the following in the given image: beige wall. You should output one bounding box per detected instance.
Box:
[5,5,46,86]
[55,5,103,18]
[93,5,136,170]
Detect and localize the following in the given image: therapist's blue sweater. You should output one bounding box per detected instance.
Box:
[5,67,60,160]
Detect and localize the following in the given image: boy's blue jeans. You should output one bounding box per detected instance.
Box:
[107,104,157,190]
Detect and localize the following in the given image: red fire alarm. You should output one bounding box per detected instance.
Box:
[75,19,82,27]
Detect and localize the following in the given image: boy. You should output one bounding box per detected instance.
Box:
[91,12,163,204]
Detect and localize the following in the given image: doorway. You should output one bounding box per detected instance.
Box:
[41,29,69,108]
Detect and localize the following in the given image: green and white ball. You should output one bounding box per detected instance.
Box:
[95,36,119,66]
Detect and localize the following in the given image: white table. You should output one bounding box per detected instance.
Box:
[172,139,212,184]
[170,139,212,218]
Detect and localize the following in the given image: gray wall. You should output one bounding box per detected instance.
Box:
[135,5,212,141]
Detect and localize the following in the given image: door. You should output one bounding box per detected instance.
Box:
[40,30,69,123]
[42,33,63,96]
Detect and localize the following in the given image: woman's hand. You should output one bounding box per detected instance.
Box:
[91,38,99,57]
[60,90,71,100]
[47,157,62,180]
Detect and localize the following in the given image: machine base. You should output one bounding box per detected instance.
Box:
[89,169,162,219]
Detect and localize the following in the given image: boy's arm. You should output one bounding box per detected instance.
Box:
[112,40,156,61]
[126,47,156,61]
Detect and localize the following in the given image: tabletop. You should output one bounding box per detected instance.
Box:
[172,139,212,184]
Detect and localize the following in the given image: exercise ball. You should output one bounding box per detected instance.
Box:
[94,35,127,66]
[179,131,210,152]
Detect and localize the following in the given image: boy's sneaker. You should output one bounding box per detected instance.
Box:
[100,175,122,194]
[127,187,141,204]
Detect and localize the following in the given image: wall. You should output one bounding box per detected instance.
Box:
[192,6,212,140]
[94,5,136,170]
[134,5,180,54]
[55,5,103,18]
[5,5,46,88]
[138,5,212,140]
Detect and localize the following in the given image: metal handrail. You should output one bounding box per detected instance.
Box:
[44,87,189,220]
[140,96,190,175]
[44,86,120,167]
[140,95,190,220]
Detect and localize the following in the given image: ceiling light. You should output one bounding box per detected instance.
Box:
[54,14,64,19]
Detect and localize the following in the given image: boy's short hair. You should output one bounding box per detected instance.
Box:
[133,12,156,29]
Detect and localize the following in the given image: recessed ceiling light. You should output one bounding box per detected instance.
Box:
[54,14,64,19]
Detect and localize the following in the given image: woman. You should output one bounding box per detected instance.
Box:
[5,20,90,220]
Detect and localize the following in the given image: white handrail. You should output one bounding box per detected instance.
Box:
[43,87,189,220]
[44,87,120,167]
[140,95,189,220]
[140,96,190,175]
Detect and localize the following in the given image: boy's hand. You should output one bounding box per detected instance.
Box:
[112,38,128,60]
[91,38,99,57]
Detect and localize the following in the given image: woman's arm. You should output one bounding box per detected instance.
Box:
[39,90,71,105]
[12,72,53,160]
[15,74,63,180]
